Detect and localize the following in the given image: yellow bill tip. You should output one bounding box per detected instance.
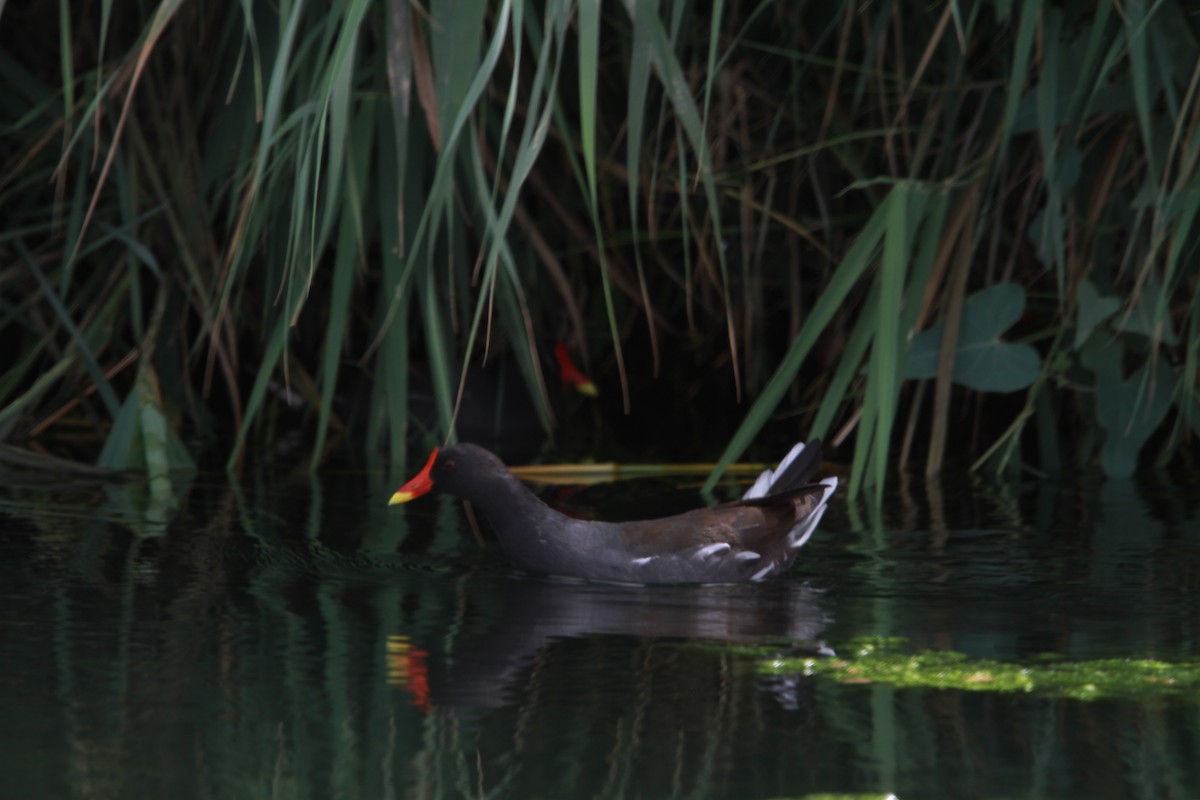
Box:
[388,491,415,506]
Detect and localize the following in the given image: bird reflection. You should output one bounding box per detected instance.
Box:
[389,575,831,710]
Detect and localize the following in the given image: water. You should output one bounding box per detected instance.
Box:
[1,465,1197,799]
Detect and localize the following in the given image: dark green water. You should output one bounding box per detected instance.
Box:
[1,464,1197,799]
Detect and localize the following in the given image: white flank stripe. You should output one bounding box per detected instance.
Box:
[695,542,731,558]
[750,563,775,582]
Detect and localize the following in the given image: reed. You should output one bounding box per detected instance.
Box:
[2,2,1198,494]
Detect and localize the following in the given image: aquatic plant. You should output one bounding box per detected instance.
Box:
[3,2,1199,494]
[760,637,1200,703]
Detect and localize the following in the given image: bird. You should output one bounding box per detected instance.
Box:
[388,440,837,584]
[420,579,830,708]
[405,340,597,460]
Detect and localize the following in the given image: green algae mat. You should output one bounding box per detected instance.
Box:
[757,637,1200,702]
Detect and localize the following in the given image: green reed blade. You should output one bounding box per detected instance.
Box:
[869,183,912,503]
[310,109,370,470]
[704,195,890,493]
[19,240,120,417]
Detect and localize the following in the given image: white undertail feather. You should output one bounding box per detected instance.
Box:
[741,441,837,551]
[743,441,809,500]
[788,477,838,549]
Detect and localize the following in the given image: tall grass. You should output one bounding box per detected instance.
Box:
[2,2,1199,494]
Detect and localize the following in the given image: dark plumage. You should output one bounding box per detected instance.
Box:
[389,441,837,584]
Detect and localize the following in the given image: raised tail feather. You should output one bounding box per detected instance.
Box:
[742,439,824,500]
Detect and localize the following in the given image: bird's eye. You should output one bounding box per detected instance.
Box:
[444,459,456,471]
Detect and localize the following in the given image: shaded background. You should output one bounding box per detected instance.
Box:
[2,2,1199,489]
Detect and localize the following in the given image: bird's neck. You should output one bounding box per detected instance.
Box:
[463,470,565,533]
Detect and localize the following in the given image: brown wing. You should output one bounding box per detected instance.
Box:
[616,492,816,558]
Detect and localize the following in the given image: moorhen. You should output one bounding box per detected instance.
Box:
[425,580,830,708]
[407,340,596,460]
[388,440,837,584]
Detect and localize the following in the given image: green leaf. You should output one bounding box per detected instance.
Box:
[98,364,194,475]
[1114,273,1180,346]
[1075,279,1121,350]
[100,364,196,536]
[906,283,1041,392]
[1083,339,1177,478]
[100,391,195,537]
[1027,204,1067,271]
